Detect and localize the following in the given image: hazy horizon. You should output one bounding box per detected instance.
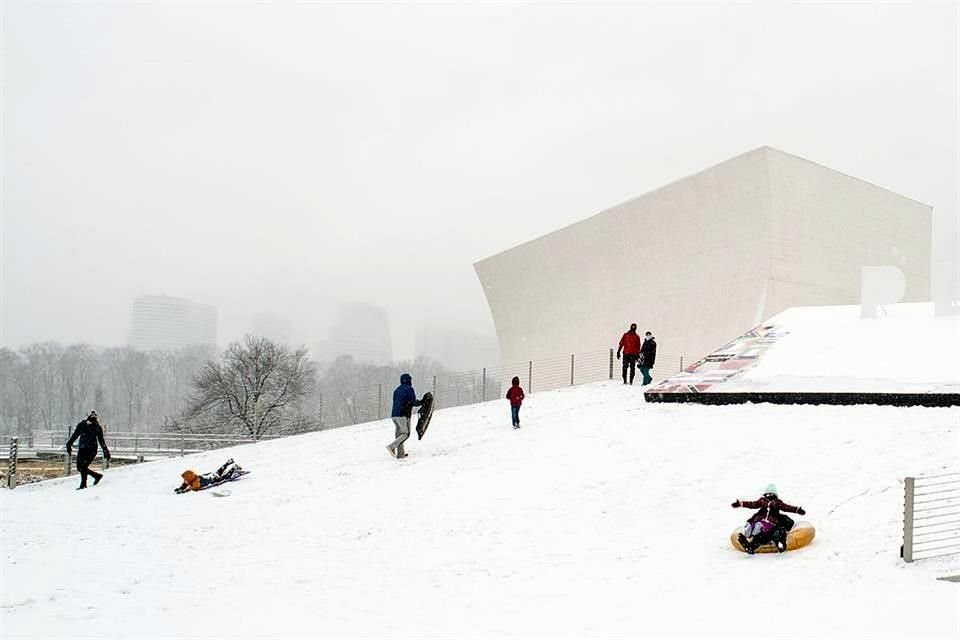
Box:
[3,2,958,359]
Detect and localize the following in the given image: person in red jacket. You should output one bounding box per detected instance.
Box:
[505,376,525,429]
[731,484,806,554]
[616,323,642,385]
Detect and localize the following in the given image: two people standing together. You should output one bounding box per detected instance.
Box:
[616,323,657,386]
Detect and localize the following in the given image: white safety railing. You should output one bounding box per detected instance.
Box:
[902,472,960,562]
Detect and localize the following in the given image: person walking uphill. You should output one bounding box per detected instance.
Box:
[616,323,643,385]
[639,331,657,386]
[506,376,525,429]
[387,373,422,459]
[66,411,111,490]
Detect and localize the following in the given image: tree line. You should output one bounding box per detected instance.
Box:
[0,336,486,441]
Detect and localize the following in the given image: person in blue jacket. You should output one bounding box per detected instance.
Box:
[387,373,422,459]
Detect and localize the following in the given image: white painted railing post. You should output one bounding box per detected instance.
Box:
[903,476,915,562]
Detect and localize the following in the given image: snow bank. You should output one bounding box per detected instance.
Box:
[650,303,960,394]
[1,383,958,639]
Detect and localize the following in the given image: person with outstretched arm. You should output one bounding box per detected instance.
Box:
[387,373,422,459]
[66,411,111,490]
[175,458,244,493]
[731,484,806,554]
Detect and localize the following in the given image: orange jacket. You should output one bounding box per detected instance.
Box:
[179,470,202,492]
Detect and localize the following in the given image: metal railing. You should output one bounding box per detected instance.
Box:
[1,347,686,487]
[0,431,282,489]
[321,348,685,429]
[902,472,960,562]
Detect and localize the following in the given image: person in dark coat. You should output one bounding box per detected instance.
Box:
[616,323,642,385]
[66,411,111,490]
[387,373,422,459]
[639,331,657,386]
[731,484,806,553]
[505,376,525,429]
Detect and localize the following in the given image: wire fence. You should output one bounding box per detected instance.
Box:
[902,472,960,562]
[2,347,686,488]
[0,431,283,487]
[319,348,685,429]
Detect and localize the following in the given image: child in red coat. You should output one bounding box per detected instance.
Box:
[506,376,525,429]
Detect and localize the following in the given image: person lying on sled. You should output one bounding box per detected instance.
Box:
[175,458,243,493]
[731,483,806,554]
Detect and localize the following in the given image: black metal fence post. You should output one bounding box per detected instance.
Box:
[7,437,18,489]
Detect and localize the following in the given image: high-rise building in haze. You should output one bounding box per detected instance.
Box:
[251,312,293,346]
[415,326,500,371]
[313,303,392,366]
[128,295,218,352]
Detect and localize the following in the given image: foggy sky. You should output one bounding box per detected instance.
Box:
[2,2,957,360]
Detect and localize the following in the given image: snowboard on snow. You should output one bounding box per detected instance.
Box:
[415,392,435,440]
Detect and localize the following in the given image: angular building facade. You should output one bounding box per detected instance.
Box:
[474,147,931,373]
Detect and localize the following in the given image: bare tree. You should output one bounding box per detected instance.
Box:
[59,344,96,422]
[187,335,317,439]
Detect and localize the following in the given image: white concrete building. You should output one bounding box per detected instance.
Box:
[128,295,217,352]
[474,147,931,376]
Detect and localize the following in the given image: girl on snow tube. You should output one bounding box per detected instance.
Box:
[731,484,806,554]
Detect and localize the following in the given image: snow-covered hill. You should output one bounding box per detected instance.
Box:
[651,303,960,395]
[2,383,958,639]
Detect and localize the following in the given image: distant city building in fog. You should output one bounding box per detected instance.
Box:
[313,303,392,365]
[415,326,500,371]
[251,312,292,346]
[128,295,217,352]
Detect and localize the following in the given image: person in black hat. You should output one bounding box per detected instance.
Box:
[66,411,111,489]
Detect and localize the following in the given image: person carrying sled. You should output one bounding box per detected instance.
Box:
[387,373,422,459]
[66,410,111,490]
[506,376,525,429]
[731,484,806,553]
[639,331,657,386]
[175,458,244,493]
[616,323,643,385]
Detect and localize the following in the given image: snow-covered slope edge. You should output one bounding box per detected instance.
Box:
[1,382,957,639]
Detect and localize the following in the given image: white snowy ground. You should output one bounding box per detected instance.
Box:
[2,383,958,640]
[727,303,960,393]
